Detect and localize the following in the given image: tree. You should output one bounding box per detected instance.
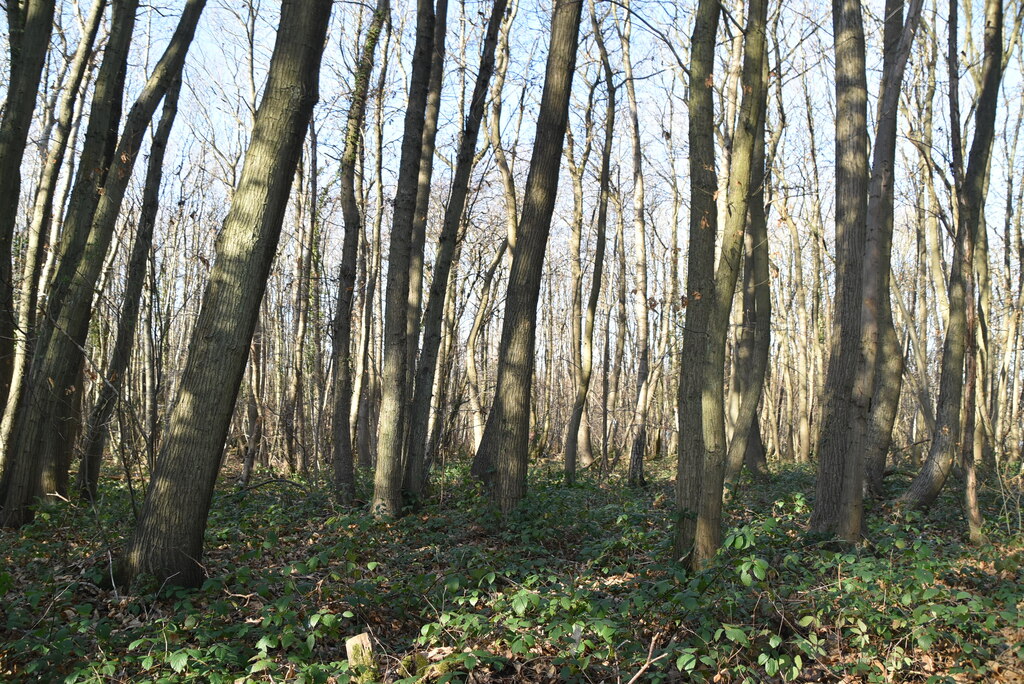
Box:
[565,0,612,486]
[0,0,57,407]
[686,0,769,568]
[116,0,333,588]
[807,0,870,541]
[1,0,207,525]
[331,0,390,505]
[472,0,583,513]
[902,0,1003,512]
[675,0,721,562]
[77,75,183,501]
[372,0,438,517]
[404,0,510,499]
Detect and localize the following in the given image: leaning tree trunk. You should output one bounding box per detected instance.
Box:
[404,0,508,499]
[1,0,206,525]
[902,0,1002,509]
[76,75,183,502]
[0,0,103,474]
[471,0,583,513]
[0,0,57,409]
[115,0,333,588]
[331,0,389,505]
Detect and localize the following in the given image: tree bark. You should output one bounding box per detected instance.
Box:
[690,0,768,568]
[565,0,611,486]
[0,0,58,408]
[76,75,183,501]
[808,0,870,539]
[373,0,437,517]
[331,0,390,505]
[902,0,1002,509]
[674,0,721,561]
[471,0,582,513]
[2,0,207,524]
[405,0,507,499]
[116,0,332,587]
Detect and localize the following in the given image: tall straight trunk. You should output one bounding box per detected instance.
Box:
[0,0,104,472]
[618,3,650,489]
[862,0,925,497]
[808,0,870,538]
[724,61,771,487]
[406,0,448,412]
[471,0,582,513]
[405,0,507,498]
[354,32,392,472]
[903,0,1002,509]
[0,0,58,407]
[565,0,611,485]
[116,0,332,587]
[689,0,768,569]
[674,0,720,561]
[373,0,437,517]
[285,147,314,474]
[2,0,207,524]
[76,75,183,501]
[331,0,389,505]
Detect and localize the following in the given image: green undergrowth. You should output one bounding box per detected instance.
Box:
[1,461,1022,683]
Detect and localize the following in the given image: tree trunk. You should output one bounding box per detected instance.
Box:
[373,0,437,518]
[2,0,207,525]
[115,0,332,587]
[674,0,720,561]
[903,0,1002,509]
[76,75,183,501]
[405,0,507,499]
[808,0,870,539]
[0,0,58,408]
[471,0,582,513]
[331,0,390,505]
[0,0,104,472]
[690,0,768,569]
[565,0,611,486]
[724,61,771,488]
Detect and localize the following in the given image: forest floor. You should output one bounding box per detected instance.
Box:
[1,456,1022,683]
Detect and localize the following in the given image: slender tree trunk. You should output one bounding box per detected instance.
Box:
[863,0,925,496]
[565,0,611,486]
[372,0,438,517]
[689,0,768,568]
[466,242,506,456]
[0,0,58,408]
[405,0,507,498]
[724,61,771,487]
[617,2,651,489]
[116,0,332,587]
[471,0,582,513]
[0,0,104,471]
[903,0,1002,510]
[76,75,183,501]
[2,0,207,524]
[331,0,389,504]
